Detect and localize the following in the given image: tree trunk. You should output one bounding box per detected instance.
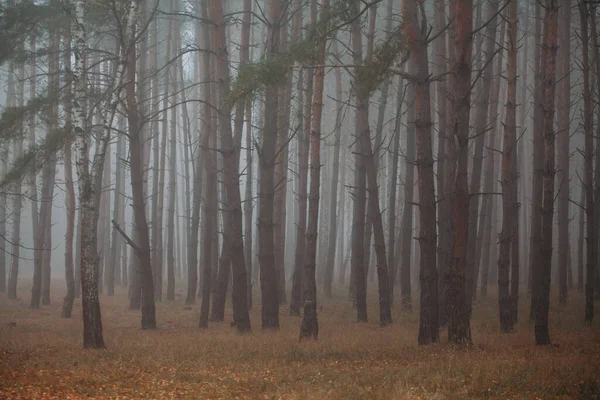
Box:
[434,0,449,326]
[388,77,404,300]
[497,0,517,334]
[529,0,543,319]
[580,2,594,325]
[125,24,156,330]
[466,0,499,304]
[8,48,25,300]
[535,0,559,345]
[62,23,76,317]
[290,45,310,316]
[258,0,282,330]
[399,75,415,311]
[300,0,330,340]
[591,6,600,304]
[350,0,368,323]
[209,0,251,332]
[555,0,570,306]
[323,51,343,299]
[446,0,472,346]
[403,0,439,344]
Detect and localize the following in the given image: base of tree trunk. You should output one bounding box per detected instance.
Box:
[299,302,318,341]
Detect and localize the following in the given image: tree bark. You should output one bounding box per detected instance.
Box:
[535,0,559,345]
[497,0,517,334]
[466,0,499,304]
[403,0,439,344]
[209,0,251,333]
[579,2,594,325]
[350,0,368,323]
[300,0,330,340]
[446,0,472,346]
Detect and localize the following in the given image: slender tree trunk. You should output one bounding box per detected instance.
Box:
[290,31,310,316]
[125,23,156,330]
[591,7,600,304]
[556,0,570,306]
[8,49,25,300]
[529,0,543,318]
[498,0,517,334]
[300,0,330,340]
[535,0,559,345]
[258,0,282,330]
[434,0,449,325]
[350,0,368,323]
[580,2,594,325]
[323,52,344,299]
[209,0,251,332]
[403,0,439,344]
[62,23,76,317]
[466,0,499,304]
[399,77,415,311]
[446,0,473,346]
[388,77,404,299]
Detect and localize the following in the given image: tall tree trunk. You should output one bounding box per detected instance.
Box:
[399,76,415,311]
[242,0,253,310]
[434,0,449,325]
[497,0,517,334]
[535,0,559,345]
[290,23,310,316]
[529,0,543,318]
[125,18,156,329]
[62,23,76,317]
[556,0,570,306]
[388,77,404,300]
[446,0,472,346]
[323,49,344,299]
[258,0,282,330]
[350,0,368,323]
[466,0,499,304]
[403,0,439,344]
[209,0,251,332]
[591,5,600,304]
[300,0,330,340]
[8,47,25,300]
[580,2,594,325]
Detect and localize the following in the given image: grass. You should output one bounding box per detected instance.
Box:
[1,278,599,399]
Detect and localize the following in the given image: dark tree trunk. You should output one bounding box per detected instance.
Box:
[466,0,499,304]
[535,0,558,345]
[399,76,415,311]
[556,0,571,306]
[350,0,368,323]
[446,0,473,346]
[404,0,439,345]
[497,0,517,334]
[299,0,330,340]
[209,0,251,333]
[579,2,594,325]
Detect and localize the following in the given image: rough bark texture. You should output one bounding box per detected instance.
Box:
[580,3,594,325]
[62,23,76,318]
[535,0,558,345]
[556,0,570,306]
[350,0,368,323]
[446,0,473,346]
[497,0,517,334]
[466,0,499,304]
[300,0,330,340]
[403,0,439,345]
[209,0,251,333]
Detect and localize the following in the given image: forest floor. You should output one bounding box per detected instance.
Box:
[1,279,599,399]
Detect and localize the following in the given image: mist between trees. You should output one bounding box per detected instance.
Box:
[0,0,598,367]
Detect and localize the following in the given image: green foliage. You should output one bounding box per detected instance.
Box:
[355,27,407,99]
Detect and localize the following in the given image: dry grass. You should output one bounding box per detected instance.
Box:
[1,279,599,399]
